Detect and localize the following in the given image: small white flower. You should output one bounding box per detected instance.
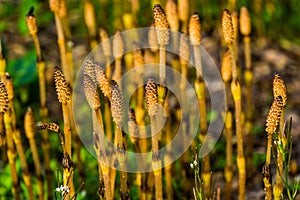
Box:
[190,163,194,169]
[277,140,281,145]
[56,185,70,194]
[193,160,197,166]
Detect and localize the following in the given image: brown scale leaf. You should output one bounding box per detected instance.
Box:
[221,9,234,46]
[24,107,36,139]
[37,123,61,133]
[99,28,111,58]
[189,12,201,45]
[0,82,8,114]
[166,0,179,31]
[94,62,111,100]
[111,80,123,127]
[179,34,190,65]
[83,74,100,109]
[221,51,232,82]
[273,72,287,106]
[145,78,158,116]
[113,30,124,59]
[26,7,38,35]
[239,6,251,36]
[153,4,169,45]
[265,96,283,135]
[54,66,71,104]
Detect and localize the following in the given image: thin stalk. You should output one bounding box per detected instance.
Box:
[28,137,44,199]
[231,80,245,200]
[84,0,98,49]
[178,0,189,34]
[58,0,72,41]
[128,108,144,199]
[2,80,20,200]
[57,0,74,86]
[243,19,253,174]
[61,103,74,198]
[4,110,20,200]
[195,78,211,198]
[150,115,162,200]
[101,164,112,199]
[164,117,172,200]
[24,108,44,200]
[229,45,237,81]
[68,98,84,182]
[0,113,4,147]
[26,9,53,195]
[224,111,233,200]
[244,36,251,70]
[115,125,129,199]
[193,45,202,79]
[113,58,122,87]
[244,69,254,177]
[263,163,272,200]
[13,130,34,200]
[159,46,166,84]
[52,10,72,85]
[104,100,113,142]
[62,104,71,157]
[273,112,285,199]
[93,108,112,200]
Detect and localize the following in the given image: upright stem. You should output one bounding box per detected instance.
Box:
[61,103,74,197]
[4,111,20,200]
[28,137,44,200]
[224,110,233,200]
[113,58,122,82]
[62,103,71,155]
[266,135,272,165]
[243,36,251,70]
[229,45,237,81]
[37,60,53,198]
[93,108,112,199]
[32,34,42,61]
[195,78,211,197]
[150,115,162,200]
[0,110,4,147]
[273,112,285,199]
[13,130,34,200]
[231,80,245,200]
[193,45,202,79]
[54,14,72,84]
[159,45,166,84]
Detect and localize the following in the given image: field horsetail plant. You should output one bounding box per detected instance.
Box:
[0,1,300,200]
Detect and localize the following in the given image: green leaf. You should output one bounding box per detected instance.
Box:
[6,49,37,86]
